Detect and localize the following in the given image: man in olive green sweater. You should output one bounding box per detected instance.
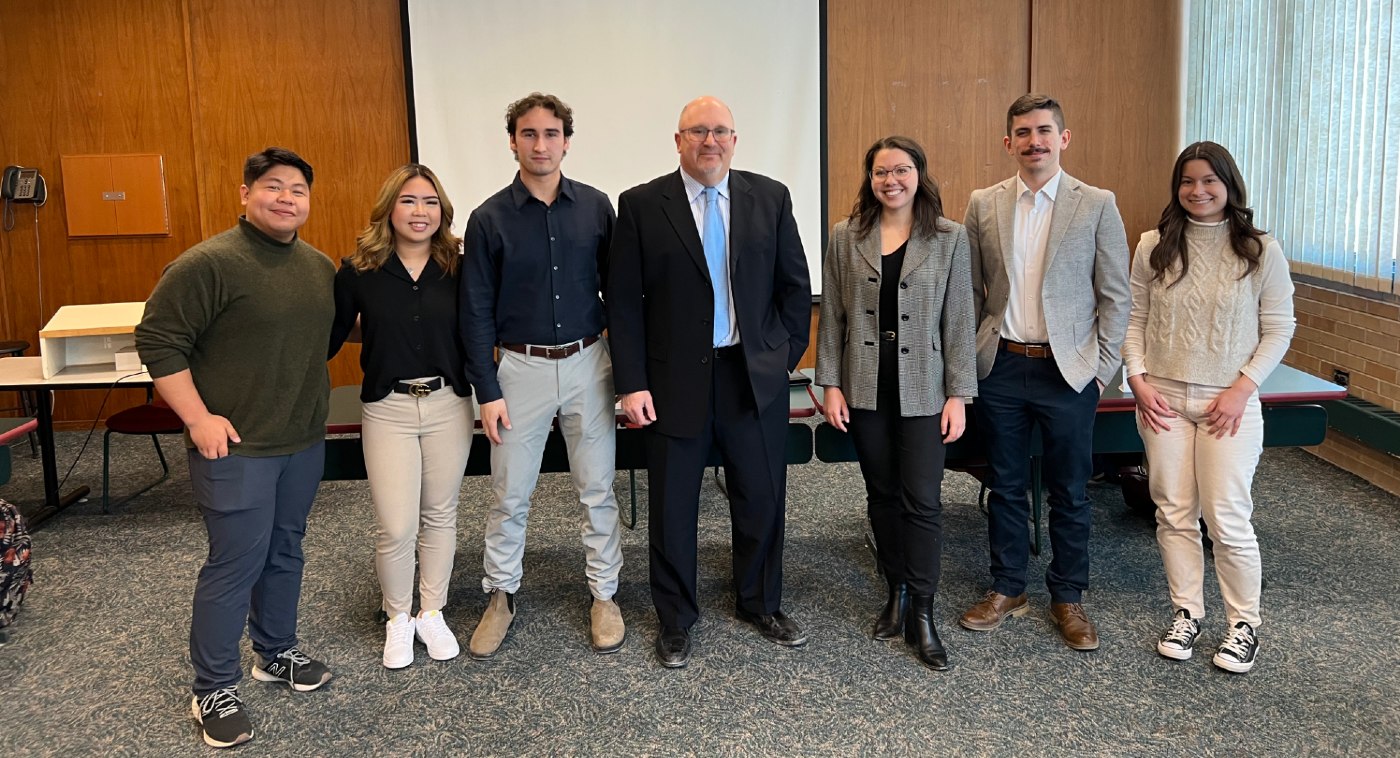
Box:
[136,147,335,750]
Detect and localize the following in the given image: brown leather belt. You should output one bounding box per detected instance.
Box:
[1001,338,1053,358]
[499,335,599,360]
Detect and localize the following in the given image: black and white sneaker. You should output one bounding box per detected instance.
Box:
[1212,621,1259,673]
[251,647,332,692]
[191,687,253,748]
[1156,608,1200,660]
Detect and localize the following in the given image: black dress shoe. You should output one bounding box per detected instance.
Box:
[655,627,692,668]
[735,608,808,647]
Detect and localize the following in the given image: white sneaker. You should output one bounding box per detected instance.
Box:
[416,609,461,661]
[383,612,416,669]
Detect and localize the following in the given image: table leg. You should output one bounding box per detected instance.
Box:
[25,389,89,529]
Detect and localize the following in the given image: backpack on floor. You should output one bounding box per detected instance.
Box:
[0,497,33,635]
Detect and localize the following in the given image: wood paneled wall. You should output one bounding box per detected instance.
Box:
[0,0,408,426]
[2,0,1179,412]
[1031,0,1183,245]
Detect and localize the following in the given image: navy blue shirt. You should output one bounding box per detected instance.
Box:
[461,173,615,403]
[329,256,471,403]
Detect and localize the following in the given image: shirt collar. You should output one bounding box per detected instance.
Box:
[509,172,577,208]
[1015,169,1062,202]
[682,169,730,204]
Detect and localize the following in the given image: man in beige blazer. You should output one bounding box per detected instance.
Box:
[959,94,1130,651]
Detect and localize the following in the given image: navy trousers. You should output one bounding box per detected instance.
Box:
[187,441,324,695]
[975,345,1098,603]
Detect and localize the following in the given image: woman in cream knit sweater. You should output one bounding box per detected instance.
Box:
[1122,141,1295,674]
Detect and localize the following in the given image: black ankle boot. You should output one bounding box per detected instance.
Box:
[904,594,949,670]
[872,581,908,640]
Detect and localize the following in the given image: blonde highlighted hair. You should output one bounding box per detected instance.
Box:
[351,164,461,275]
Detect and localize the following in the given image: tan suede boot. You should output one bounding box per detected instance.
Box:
[590,598,625,654]
[468,590,515,660]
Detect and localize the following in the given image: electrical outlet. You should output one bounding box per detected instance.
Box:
[1333,369,1350,388]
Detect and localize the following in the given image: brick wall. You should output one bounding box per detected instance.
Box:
[1286,278,1400,496]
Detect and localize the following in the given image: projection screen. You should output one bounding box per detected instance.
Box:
[405,0,825,294]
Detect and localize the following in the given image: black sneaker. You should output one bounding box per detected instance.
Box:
[191,687,253,748]
[251,647,332,692]
[1212,621,1259,673]
[1156,608,1200,660]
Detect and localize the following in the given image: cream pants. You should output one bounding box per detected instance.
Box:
[1138,375,1263,628]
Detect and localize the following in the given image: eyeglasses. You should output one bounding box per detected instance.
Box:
[681,126,736,143]
[871,165,915,180]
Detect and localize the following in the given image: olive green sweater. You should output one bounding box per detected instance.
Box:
[136,218,335,456]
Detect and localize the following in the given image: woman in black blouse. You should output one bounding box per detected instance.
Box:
[329,164,472,669]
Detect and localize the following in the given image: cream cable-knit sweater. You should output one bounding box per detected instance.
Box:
[1123,219,1295,388]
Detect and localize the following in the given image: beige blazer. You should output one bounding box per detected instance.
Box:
[815,217,979,415]
[964,172,1131,391]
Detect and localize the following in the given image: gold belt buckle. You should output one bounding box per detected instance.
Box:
[409,382,432,397]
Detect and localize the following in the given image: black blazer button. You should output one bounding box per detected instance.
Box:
[701,356,709,364]
[901,314,909,321]
[899,282,908,289]
[900,347,910,354]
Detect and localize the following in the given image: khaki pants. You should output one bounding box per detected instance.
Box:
[1138,375,1264,628]
[362,384,473,617]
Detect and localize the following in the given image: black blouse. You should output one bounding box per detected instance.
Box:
[328,255,472,403]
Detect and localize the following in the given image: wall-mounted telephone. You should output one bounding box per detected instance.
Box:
[3,166,47,204]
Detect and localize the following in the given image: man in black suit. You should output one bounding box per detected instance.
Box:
[608,96,812,668]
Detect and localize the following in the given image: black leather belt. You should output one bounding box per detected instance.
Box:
[1001,338,1053,358]
[499,335,599,360]
[392,377,445,397]
[714,344,743,359]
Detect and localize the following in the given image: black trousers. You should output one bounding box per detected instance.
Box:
[848,379,947,596]
[646,347,789,630]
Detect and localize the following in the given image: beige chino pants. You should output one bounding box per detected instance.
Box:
[1138,375,1264,628]
[361,383,474,617]
[482,339,622,600]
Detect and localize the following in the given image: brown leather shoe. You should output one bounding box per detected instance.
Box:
[958,591,1029,631]
[1051,602,1100,650]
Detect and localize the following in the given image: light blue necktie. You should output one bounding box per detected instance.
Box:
[702,186,730,347]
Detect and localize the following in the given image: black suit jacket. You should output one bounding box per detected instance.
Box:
[608,169,811,438]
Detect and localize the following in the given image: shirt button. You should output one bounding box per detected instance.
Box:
[556,323,562,328]
[550,237,556,241]
[555,294,561,300]
[413,315,420,322]
[412,285,419,291]
[553,265,559,271]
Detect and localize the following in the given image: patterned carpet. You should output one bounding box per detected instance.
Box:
[1,425,1397,756]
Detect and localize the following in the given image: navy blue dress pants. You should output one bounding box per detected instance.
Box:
[187,441,324,695]
[975,345,1098,603]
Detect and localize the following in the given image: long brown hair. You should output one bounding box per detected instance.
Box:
[351,164,461,275]
[847,135,950,239]
[1149,141,1265,287]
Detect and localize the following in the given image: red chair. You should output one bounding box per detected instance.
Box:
[102,395,184,512]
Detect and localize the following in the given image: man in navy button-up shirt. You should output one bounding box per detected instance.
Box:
[460,93,624,660]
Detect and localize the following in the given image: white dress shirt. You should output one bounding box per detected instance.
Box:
[1002,169,1062,344]
[681,169,739,346]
